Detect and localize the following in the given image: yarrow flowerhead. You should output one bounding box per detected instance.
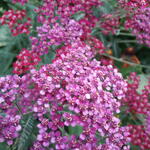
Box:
[33,19,83,55]
[125,7,150,47]
[122,73,150,149]
[145,112,150,135]
[128,125,150,150]
[100,14,120,35]
[118,0,149,9]
[29,41,130,149]
[35,0,102,23]
[19,18,83,61]
[0,10,31,36]
[0,40,130,149]
[13,49,41,75]
[0,114,21,145]
[123,72,150,114]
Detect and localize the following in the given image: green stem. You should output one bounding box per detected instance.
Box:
[100,53,150,69]
[117,40,137,43]
[15,103,23,116]
[117,32,135,36]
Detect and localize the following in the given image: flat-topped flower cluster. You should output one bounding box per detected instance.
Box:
[0,41,130,149]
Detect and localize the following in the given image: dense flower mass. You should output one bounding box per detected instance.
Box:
[100,14,120,35]
[0,115,21,145]
[128,125,150,150]
[30,41,130,150]
[0,75,21,108]
[13,18,83,74]
[145,112,150,135]
[35,0,101,38]
[118,0,148,8]
[125,7,150,47]
[13,49,41,75]
[12,0,102,74]
[122,73,150,149]
[35,0,102,23]
[0,41,130,149]
[0,10,31,36]
[0,75,22,145]
[100,0,150,47]
[33,19,83,55]
[123,72,150,114]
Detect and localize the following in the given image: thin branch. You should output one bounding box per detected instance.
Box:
[117,40,137,43]
[100,53,150,69]
[116,32,135,36]
[15,103,23,116]
[23,111,33,115]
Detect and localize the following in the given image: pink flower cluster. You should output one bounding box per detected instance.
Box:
[0,75,21,145]
[0,115,21,145]
[57,0,102,18]
[122,73,150,149]
[33,19,83,55]
[36,0,102,23]
[118,0,148,8]
[128,125,150,150]
[123,72,150,114]
[0,41,130,149]
[100,14,120,35]
[35,0,101,38]
[86,36,105,53]
[145,112,150,135]
[0,75,21,107]
[13,18,83,75]
[125,7,150,47]
[12,0,104,74]
[30,42,130,150]
[0,10,31,36]
[79,15,99,38]
[100,0,150,47]
[13,49,41,75]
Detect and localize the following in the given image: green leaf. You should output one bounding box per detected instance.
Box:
[0,25,30,75]
[136,114,145,124]
[72,11,85,21]
[68,126,83,136]
[116,61,142,77]
[100,0,117,14]
[0,112,6,117]
[112,39,120,57]
[0,142,9,150]
[0,51,15,75]
[137,74,149,93]
[17,115,35,150]
[0,25,12,46]
[41,47,56,65]
[43,51,55,64]
[130,144,140,150]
